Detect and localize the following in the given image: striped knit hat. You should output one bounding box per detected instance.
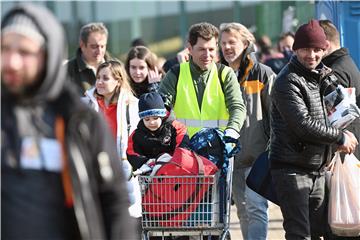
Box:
[138,92,166,119]
[1,12,45,46]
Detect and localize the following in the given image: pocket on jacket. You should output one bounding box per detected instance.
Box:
[300,144,324,166]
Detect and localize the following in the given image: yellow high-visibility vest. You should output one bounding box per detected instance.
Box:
[173,62,229,137]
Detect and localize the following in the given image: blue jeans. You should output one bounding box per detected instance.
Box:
[232,167,269,240]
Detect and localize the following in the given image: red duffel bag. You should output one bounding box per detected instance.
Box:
[142,147,218,227]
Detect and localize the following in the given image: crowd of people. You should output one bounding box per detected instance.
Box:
[1,3,359,240]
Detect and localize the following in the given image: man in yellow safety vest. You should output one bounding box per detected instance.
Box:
[159,22,246,141]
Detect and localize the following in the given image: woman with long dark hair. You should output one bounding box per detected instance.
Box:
[125,46,163,98]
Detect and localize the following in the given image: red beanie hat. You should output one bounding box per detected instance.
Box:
[292,19,327,51]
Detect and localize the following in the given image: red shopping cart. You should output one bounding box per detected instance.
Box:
[138,156,233,240]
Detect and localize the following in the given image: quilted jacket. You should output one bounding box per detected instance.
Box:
[269,56,343,172]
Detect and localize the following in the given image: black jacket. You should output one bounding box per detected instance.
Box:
[66,48,112,96]
[1,4,134,240]
[322,48,360,159]
[322,48,360,106]
[269,56,343,172]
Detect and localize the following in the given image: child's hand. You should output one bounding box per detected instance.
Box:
[145,158,156,167]
[177,48,190,63]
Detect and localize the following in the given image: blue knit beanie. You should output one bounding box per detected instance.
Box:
[138,92,166,119]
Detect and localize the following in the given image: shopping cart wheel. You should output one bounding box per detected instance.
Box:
[141,230,148,240]
[220,230,231,240]
[202,236,218,240]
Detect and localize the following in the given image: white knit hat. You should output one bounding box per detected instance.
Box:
[2,12,45,45]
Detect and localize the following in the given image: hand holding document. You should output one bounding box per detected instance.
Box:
[324,85,360,129]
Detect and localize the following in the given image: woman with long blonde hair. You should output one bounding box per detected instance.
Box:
[83,60,139,157]
[83,60,142,222]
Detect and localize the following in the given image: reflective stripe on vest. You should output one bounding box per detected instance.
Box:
[177,119,228,128]
[173,62,229,137]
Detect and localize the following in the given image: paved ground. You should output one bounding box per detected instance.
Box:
[229,202,285,240]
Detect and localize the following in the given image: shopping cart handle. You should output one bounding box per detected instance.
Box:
[224,141,241,157]
[132,170,141,176]
[133,164,152,176]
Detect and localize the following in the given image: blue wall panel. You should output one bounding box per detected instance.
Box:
[316,1,360,67]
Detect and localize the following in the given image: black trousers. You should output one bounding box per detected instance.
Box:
[271,169,327,240]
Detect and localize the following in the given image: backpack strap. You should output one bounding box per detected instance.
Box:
[216,63,226,94]
[170,63,181,79]
[126,104,131,136]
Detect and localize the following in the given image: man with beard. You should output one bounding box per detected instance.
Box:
[1,4,135,239]
[269,19,358,239]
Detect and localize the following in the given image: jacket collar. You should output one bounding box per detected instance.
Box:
[289,56,336,93]
[137,116,171,136]
[237,43,257,83]
[289,55,329,80]
[75,48,89,72]
[75,48,112,72]
[322,47,348,66]
[189,58,214,75]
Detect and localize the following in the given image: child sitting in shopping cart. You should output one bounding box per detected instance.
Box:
[127,92,190,174]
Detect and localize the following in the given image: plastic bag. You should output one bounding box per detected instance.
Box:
[122,160,142,218]
[325,156,336,188]
[328,152,360,236]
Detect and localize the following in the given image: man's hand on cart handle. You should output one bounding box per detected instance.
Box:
[223,128,241,157]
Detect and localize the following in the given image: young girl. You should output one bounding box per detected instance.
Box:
[83,60,139,158]
[127,92,190,171]
[125,46,163,98]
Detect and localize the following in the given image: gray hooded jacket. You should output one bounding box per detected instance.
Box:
[1,4,135,240]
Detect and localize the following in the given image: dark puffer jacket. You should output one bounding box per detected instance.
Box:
[269,56,343,172]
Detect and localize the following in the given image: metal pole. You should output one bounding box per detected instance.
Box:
[91,1,97,22]
[131,2,141,40]
[179,1,187,47]
[233,0,241,22]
